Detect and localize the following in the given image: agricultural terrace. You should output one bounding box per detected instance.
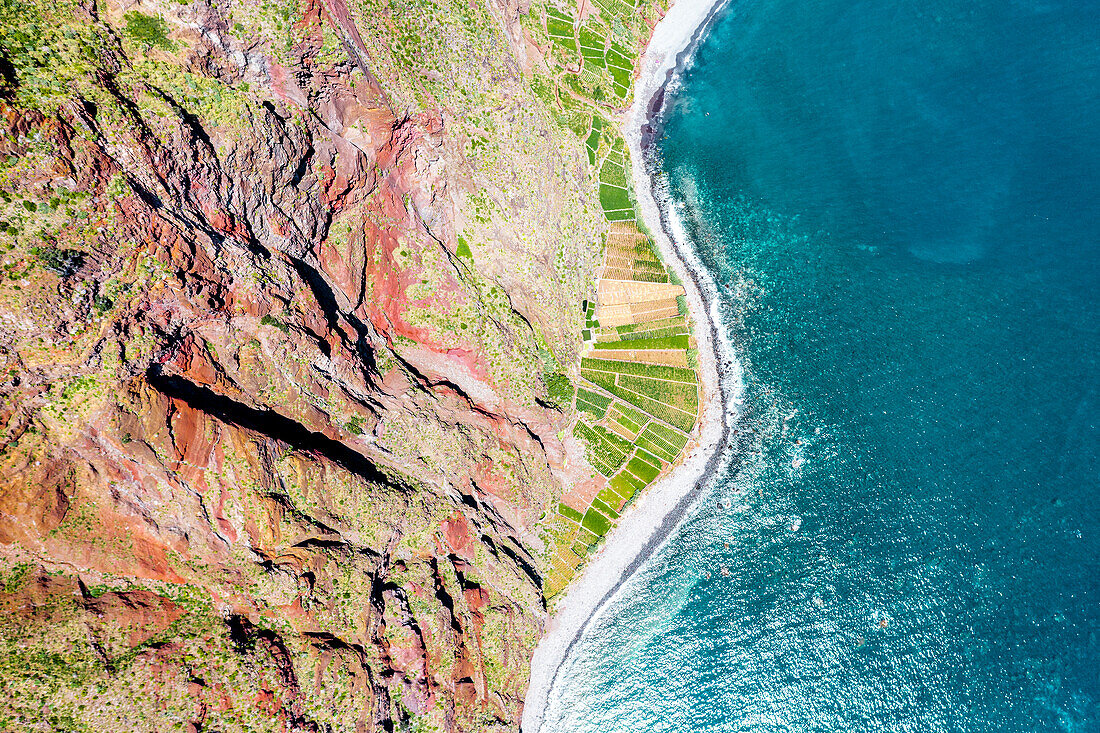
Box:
[544,217,700,599]
[522,0,700,600]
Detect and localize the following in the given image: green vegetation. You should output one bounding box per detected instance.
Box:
[580,507,611,535]
[592,334,690,350]
[259,314,290,333]
[546,7,576,44]
[599,158,629,188]
[596,487,623,511]
[617,373,698,411]
[32,247,84,277]
[576,385,611,413]
[607,466,645,500]
[609,402,646,434]
[122,11,175,52]
[580,367,696,431]
[623,453,660,483]
[620,323,689,341]
[585,118,604,165]
[559,503,583,522]
[576,527,599,546]
[599,183,633,214]
[636,422,689,463]
[590,496,619,519]
[573,420,631,476]
[580,357,697,383]
[527,0,700,602]
[0,0,103,110]
[455,237,473,260]
[544,371,574,405]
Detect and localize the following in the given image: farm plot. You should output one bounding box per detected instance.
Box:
[580,369,696,431]
[573,419,632,476]
[585,348,688,367]
[580,357,697,383]
[617,315,687,336]
[579,357,698,432]
[636,421,689,463]
[578,26,607,63]
[593,0,635,19]
[540,59,705,600]
[598,145,635,220]
[576,386,611,418]
[585,115,605,165]
[546,7,576,50]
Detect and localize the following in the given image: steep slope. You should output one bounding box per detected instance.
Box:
[0,0,674,729]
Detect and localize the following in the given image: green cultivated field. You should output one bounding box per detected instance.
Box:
[526,0,703,601]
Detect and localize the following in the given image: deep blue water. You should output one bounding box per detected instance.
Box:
[543,0,1099,730]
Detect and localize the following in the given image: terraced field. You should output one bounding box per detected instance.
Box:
[544,218,701,598]
[523,0,702,600]
[536,3,641,107]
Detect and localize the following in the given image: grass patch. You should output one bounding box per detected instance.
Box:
[455,237,473,259]
[635,448,662,469]
[577,25,606,51]
[610,67,630,98]
[581,47,606,68]
[585,128,601,165]
[606,46,634,69]
[591,496,619,519]
[123,11,175,52]
[608,469,645,501]
[597,487,625,511]
[547,17,574,38]
[605,209,636,222]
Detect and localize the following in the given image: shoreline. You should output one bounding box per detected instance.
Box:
[520,0,740,730]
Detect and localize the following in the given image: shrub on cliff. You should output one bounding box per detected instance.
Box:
[32,246,84,278]
[122,11,174,52]
[0,0,102,109]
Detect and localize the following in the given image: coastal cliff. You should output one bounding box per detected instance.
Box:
[0,0,684,730]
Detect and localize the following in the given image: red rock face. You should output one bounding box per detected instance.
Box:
[0,0,586,729]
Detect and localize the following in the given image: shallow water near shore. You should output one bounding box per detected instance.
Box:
[541,0,1100,730]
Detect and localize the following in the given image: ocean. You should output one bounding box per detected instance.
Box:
[540,0,1100,730]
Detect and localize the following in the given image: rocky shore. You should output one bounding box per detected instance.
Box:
[520,0,741,729]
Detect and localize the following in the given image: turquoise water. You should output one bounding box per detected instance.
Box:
[542,0,1099,730]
